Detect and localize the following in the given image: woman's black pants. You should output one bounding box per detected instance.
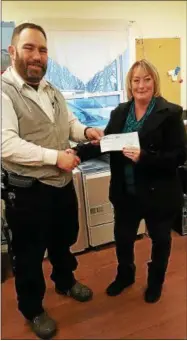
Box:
[113,192,176,284]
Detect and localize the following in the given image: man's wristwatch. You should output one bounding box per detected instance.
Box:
[84,127,92,139]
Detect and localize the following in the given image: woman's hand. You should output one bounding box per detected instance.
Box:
[122,147,141,163]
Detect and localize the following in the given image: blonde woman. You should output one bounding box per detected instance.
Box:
[75,59,187,303]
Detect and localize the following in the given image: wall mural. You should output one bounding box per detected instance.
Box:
[45,30,129,128]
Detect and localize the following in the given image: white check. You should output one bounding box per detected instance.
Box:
[100,132,140,153]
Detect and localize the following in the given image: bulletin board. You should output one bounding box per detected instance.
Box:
[136,38,181,105]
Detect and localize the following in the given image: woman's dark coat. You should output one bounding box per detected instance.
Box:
[76,97,187,213]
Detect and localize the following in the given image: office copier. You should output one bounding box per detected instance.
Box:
[78,159,146,247]
[71,168,89,253]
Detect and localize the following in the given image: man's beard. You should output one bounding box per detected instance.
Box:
[14,51,47,84]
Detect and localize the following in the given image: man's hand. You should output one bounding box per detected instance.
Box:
[122,147,141,163]
[56,151,80,172]
[65,148,77,155]
[84,127,104,145]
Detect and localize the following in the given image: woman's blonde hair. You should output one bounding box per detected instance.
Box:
[126,59,161,100]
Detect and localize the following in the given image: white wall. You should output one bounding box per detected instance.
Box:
[2,1,186,108]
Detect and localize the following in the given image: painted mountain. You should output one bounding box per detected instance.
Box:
[46,57,118,93]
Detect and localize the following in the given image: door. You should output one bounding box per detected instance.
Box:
[136,38,181,105]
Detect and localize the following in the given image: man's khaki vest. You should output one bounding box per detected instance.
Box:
[2,79,72,187]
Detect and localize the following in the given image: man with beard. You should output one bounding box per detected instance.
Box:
[2,23,103,339]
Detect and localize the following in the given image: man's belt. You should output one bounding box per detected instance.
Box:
[7,172,36,188]
[2,169,36,188]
